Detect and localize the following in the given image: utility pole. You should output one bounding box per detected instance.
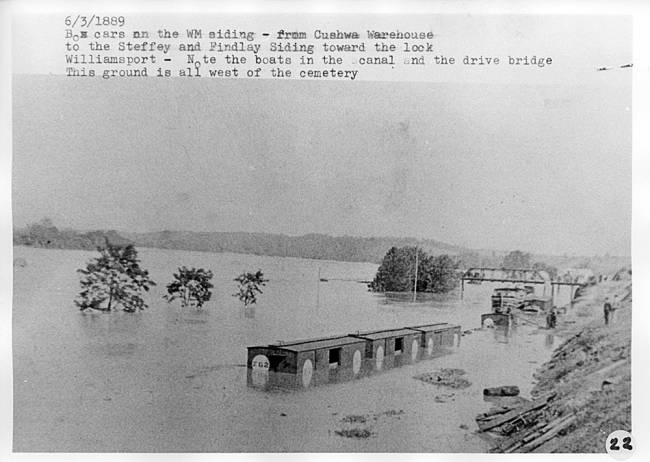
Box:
[316,267,321,309]
[413,247,419,302]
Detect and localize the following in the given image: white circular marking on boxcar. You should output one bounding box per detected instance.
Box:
[376,346,384,370]
[252,354,270,370]
[352,350,362,375]
[302,359,313,388]
[251,354,269,387]
[427,338,434,356]
[411,339,419,361]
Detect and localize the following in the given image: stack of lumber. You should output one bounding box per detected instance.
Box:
[491,414,576,453]
[475,392,575,453]
[475,392,555,433]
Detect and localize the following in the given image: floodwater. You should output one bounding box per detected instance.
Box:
[12,246,570,452]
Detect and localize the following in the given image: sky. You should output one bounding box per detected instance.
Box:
[11,13,632,256]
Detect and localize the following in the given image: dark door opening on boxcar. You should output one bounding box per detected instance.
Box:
[329,348,341,369]
[395,337,403,355]
[269,354,287,372]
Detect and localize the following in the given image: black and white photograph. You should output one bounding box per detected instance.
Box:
[3,1,648,457]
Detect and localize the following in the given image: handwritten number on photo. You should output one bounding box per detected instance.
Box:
[622,437,632,450]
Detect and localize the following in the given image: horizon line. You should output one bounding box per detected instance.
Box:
[12,222,631,260]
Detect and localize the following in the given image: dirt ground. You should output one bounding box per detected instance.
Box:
[523,277,632,452]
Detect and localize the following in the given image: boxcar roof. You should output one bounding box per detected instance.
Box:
[406,322,449,332]
[270,335,366,352]
[351,328,419,340]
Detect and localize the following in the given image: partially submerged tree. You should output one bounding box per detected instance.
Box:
[234,270,268,307]
[75,242,156,313]
[370,246,423,292]
[164,266,214,308]
[422,254,461,293]
[369,246,460,293]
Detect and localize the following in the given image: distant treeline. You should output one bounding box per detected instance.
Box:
[13,219,131,250]
[120,230,469,264]
[14,219,475,264]
[13,219,630,272]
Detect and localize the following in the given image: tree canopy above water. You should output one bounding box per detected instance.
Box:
[164,266,214,309]
[234,270,268,307]
[369,247,460,293]
[75,242,156,312]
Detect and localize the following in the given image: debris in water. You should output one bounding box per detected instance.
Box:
[341,414,367,424]
[335,428,374,439]
[483,386,520,397]
[414,368,471,389]
[336,410,403,438]
[434,393,455,403]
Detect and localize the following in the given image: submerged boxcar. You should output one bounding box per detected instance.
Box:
[349,327,422,370]
[247,335,367,389]
[406,323,461,357]
[247,323,462,389]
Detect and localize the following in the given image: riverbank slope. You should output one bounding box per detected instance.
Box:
[490,279,631,452]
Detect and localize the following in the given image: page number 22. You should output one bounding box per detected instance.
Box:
[606,430,634,460]
[610,436,632,451]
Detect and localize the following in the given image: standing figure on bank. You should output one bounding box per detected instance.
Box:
[603,297,612,325]
[611,294,620,323]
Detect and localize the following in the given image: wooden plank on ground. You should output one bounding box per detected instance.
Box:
[495,421,546,452]
[495,413,573,453]
[518,416,576,452]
